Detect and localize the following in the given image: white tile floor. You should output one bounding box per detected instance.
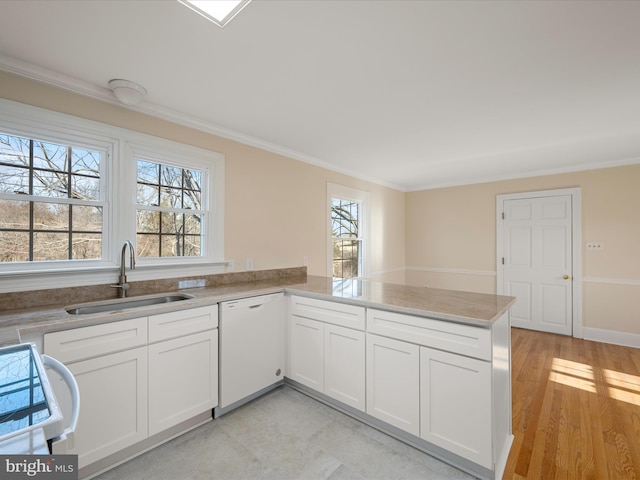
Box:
[95,386,476,480]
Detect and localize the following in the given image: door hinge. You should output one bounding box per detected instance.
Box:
[502,212,505,220]
[502,257,505,265]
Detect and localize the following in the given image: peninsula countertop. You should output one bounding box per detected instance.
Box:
[0,275,516,346]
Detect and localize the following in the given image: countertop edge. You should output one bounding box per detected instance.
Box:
[283,286,515,328]
[1,279,516,346]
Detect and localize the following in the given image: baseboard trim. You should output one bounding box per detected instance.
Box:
[582,327,640,348]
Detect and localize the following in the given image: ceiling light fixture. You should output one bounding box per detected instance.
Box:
[178,0,251,28]
[108,79,147,106]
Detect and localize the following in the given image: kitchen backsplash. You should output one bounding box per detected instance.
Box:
[0,266,307,312]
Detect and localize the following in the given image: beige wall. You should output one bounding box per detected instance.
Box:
[3,70,638,336]
[406,165,640,335]
[0,71,406,281]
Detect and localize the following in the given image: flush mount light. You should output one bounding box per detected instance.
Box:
[178,0,251,28]
[108,79,147,106]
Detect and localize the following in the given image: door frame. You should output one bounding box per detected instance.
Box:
[496,188,583,338]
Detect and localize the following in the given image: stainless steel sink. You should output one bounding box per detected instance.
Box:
[65,293,195,315]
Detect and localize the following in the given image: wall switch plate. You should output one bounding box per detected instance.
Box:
[586,242,604,251]
[303,256,308,266]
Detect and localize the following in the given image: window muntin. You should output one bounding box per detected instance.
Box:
[331,198,363,279]
[135,159,206,258]
[0,100,225,290]
[0,132,104,263]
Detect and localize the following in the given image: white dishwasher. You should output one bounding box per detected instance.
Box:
[217,293,285,416]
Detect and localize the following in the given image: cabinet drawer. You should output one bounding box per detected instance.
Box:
[148,305,218,343]
[291,295,365,330]
[44,317,148,364]
[366,309,491,361]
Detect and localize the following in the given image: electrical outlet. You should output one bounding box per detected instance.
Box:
[586,242,604,251]
[303,256,308,266]
[227,259,234,272]
[246,258,254,270]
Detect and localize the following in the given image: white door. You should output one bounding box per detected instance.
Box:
[502,194,573,335]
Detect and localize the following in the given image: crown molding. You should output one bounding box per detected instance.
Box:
[0,53,406,192]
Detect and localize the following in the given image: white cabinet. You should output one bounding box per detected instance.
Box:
[44,317,148,363]
[289,296,365,411]
[366,333,419,436]
[44,319,148,468]
[324,323,365,410]
[364,307,512,477]
[44,304,218,470]
[289,316,324,391]
[148,329,218,436]
[420,346,492,468]
[65,347,148,467]
[148,305,218,435]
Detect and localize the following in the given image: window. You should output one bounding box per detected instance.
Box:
[331,198,361,278]
[136,159,205,258]
[0,132,105,263]
[0,99,225,291]
[328,183,369,279]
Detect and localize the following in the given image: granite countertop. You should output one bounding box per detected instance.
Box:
[293,276,516,326]
[0,275,516,346]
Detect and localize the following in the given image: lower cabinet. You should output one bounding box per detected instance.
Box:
[365,333,419,436]
[289,316,324,391]
[148,329,218,436]
[44,305,218,471]
[63,346,148,467]
[324,323,365,410]
[420,346,492,469]
[289,314,365,411]
[289,302,512,479]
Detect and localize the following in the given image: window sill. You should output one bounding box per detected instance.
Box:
[0,261,228,294]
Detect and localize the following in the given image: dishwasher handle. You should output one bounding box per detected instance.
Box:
[42,354,80,453]
[221,293,283,311]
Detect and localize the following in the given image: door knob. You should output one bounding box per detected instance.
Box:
[563,275,570,280]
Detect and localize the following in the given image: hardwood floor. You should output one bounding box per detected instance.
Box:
[503,328,640,479]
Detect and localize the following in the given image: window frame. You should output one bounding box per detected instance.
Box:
[0,99,225,293]
[124,139,224,268]
[327,182,370,279]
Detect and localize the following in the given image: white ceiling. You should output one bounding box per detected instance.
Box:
[1,0,639,191]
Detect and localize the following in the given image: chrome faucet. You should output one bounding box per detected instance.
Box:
[111,240,136,298]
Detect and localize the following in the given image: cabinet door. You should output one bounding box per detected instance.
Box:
[324,324,365,411]
[420,346,492,468]
[64,346,148,468]
[148,329,218,436]
[366,334,419,435]
[289,316,324,391]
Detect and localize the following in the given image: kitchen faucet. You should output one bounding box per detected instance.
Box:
[112,240,136,298]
